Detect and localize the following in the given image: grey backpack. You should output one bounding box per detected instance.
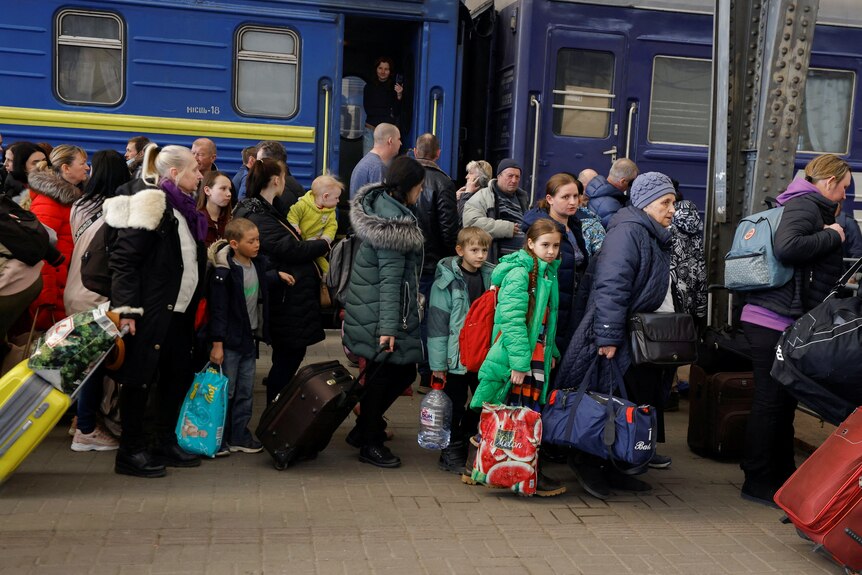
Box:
[324,234,361,307]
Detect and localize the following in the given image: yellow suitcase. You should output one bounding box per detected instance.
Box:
[0,360,71,483]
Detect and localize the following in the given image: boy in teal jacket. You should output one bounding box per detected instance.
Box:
[427,227,494,473]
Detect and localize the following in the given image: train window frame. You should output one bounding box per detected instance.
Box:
[234,26,300,120]
[551,49,616,139]
[797,67,856,156]
[647,55,712,148]
[54,9,125,107]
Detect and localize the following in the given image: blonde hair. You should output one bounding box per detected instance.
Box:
[466,160,492,188]
[36,144,86,174]
[142,144,194,187]
[311,174,344,198]
[805,154,851,184]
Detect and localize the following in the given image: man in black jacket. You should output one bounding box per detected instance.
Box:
[413,133,459,393]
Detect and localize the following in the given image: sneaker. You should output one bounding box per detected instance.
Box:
[71,426,119,452]
[215,445,231,458]
[649,453,673,469]
[68,416,77,436]
[229,440,264,454]
[359,444,401,468]
[535,471,567,497]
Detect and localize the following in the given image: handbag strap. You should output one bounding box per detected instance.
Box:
[562,359,599,441]
[602,357,652,476]
[829,256,862,299]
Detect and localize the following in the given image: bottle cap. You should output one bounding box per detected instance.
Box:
[431,382,444,390]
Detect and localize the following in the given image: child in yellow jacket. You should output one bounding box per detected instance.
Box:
[287,175,343,273]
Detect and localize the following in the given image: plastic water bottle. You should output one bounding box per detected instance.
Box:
[417,379,452,449]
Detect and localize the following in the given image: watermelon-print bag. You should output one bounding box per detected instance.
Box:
[470,404,542,496]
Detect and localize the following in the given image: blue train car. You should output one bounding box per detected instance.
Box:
[485,0,862,212]
[0,0,464,186]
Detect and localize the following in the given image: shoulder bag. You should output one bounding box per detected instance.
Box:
[629,312,697,366]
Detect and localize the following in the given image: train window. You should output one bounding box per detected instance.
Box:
[648,56,712,146]
[55,11,124,106]
[798,68,855,155]
[552,50,614,138]
[235,27,299,118]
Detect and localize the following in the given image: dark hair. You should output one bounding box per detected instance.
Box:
[80,150,131,207]
[256,140,287,163]
[196,170,234,212]
[537,172,579,210]
[523,219,562,325]
[383,156,425,205]
[8,142,45,184]
[246,158,284,200]
[241,146,258,164]
[128,136,150,155]
[374,56,394,70]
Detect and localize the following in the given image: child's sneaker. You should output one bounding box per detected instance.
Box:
[71,426,119,452]
[229,440,264,454]
[215,445,231,458]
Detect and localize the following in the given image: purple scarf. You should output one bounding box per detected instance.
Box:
[160,178,208,242]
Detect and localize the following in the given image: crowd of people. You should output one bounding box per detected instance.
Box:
[0,128,852,505]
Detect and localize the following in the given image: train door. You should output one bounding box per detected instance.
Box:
[535,29,627,192]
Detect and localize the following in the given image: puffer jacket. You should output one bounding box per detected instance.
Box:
[342,184,425,364]
[470,250,560,409]
[233,196,329,349]
[556,205,672,392]
[745,179,844,319]
[427,256,494,375]
[415,158,459,275]
[521,207,588,350]
[670,199,707,319]
[585,175,627,229]
[64,200,109,315]
[27,169,82,328]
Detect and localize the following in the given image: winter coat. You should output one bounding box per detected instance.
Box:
[745,179,844,319]
[521,207,589,350]
[27,169,82,328]
[64,200,109,315]
[577,206,606,256]
[342,184,425,364]
[415,159,459,276]
[837,211,862,259]
[105,188,206,388]
[207,241,271,354]
[462,180,530,263]
[670,199,707,319]
[234,196,329,349]
[585,175,627,229]
[427,256,494,375]
[471,250,561,409]
[555,205,672,392]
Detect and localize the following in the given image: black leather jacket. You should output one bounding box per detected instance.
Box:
[414,159,459,276]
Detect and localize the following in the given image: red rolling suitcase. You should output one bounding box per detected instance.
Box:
[774,408,862,572]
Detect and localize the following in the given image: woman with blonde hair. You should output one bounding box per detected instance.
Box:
[738,153,850,506]
[27,144,89,328]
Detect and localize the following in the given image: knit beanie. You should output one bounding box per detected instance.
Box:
[496,158,521,176]
[630,172,676,209]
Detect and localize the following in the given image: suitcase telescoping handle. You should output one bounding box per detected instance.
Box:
[348,345,391,396]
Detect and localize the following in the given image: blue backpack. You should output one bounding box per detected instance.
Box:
[724,206,793,291]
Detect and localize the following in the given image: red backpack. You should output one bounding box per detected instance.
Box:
[458,286,499,372]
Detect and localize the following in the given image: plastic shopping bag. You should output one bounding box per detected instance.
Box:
[175,363,229,458]
[470,403,541,496]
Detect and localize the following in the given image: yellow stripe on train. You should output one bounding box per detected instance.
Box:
[0,106,315,143]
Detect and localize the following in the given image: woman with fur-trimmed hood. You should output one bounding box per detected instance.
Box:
[342,157,425,469]
[27,145,88,328]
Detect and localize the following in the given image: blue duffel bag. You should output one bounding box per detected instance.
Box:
[542,357,656,474]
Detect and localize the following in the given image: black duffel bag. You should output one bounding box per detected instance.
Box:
[629,312,698,366]
[770,258,862,425]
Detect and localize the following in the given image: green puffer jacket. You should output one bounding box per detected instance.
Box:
[427,256,495,375]
[342,184,425,364]
[470,250,560,409]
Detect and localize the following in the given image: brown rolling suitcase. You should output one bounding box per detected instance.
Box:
[256,360,363,470]
[687,365,755,459]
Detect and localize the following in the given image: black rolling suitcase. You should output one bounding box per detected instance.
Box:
[687,365,755,459]
[256,361,361,469]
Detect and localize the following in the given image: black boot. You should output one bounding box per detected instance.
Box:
[154,441,201,468]
[115,448,167,478]
[438,440,468,474]
[535,467,566,497]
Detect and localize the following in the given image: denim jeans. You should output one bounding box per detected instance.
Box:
[222,348,257,447]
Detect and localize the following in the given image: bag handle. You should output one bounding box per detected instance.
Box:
[830,256,862,299]
[602,357,652,476]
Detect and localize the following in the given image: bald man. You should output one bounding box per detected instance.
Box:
[191,138,218,174]
[577,168,598,190]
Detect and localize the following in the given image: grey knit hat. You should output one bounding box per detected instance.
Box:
[496,158,521,175]
[630,172,676,209]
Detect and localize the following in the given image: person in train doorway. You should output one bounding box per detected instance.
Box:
[585,158,639,229]
[362,56,403,155]
[739,154,849,507]
[462,158,530,264]
[412,133,460,394]
[349,123,402,199]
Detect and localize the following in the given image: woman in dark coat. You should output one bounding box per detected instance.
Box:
[521,172,589,351]
[234,159,330,403]
[556,172,678,499]
[106,144,207,478]
[342,157,425,468]
[739,154,849,506]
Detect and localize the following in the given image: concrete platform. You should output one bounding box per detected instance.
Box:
[0,331,842,575]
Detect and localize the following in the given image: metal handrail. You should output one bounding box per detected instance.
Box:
[530,95,540,200]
